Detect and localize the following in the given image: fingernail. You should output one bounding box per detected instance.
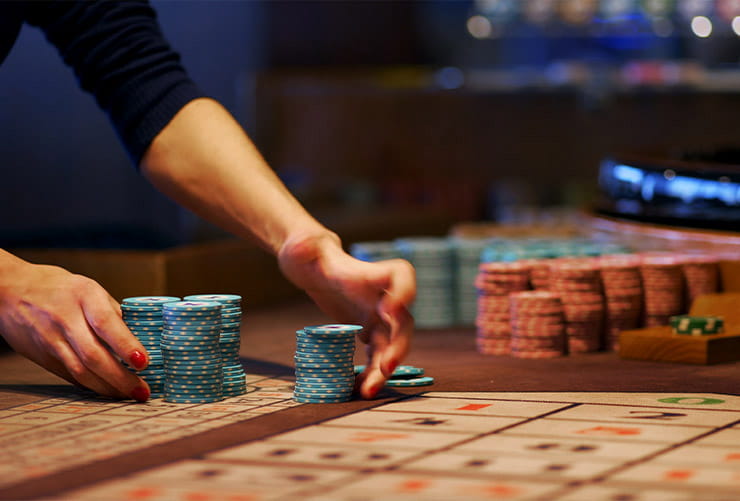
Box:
[131,386,150,403]
[369,383,382,398]
[129,350,147,370]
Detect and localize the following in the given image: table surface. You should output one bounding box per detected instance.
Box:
[1,300,738,499]
[3,300,738,395]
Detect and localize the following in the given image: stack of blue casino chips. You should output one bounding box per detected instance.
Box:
[121,296,181,398]
[294,324,361,403]
[161,301,224,403]
[184,294,247,397]
[452,237,488,327]
[349,241,402,262]
[396,237,456,328]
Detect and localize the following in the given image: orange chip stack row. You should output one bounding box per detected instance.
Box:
[682,254,720,305]
[525,259,551,291]
[549,259,605,353]
[509,291,566,358]
[474,262,531,355]
[473,248,729,359]
[639,254,685,327]
[599,255,643,351]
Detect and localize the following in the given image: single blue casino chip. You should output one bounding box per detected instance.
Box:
[384,376,435,387]
[125,320,165,327]
[294,352,352,360]
[294,385,353,393]
[295,375,355,384]
[295,342,354,351]
[163,323,221,331]
[304,324,363,333]
[163,317,221,327]
[163,366,223,375]
[160,346,220,354]
[354,365,425,378]
[123,296,181,306]
[295,340,355,350]
[294,385,353,395]
[160,336,220,345]
[166,381,222,389]
[163,300,222,312]
[184,294,242,305]
[295,367,353,378]
[294,392,353,400]
[294,353,353,362]
[161,352,222,362]
[295,360,354,369]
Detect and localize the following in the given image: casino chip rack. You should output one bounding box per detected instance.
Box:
[122,295,247,403]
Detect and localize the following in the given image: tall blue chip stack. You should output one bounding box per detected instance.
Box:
[451,238,489,326]
[121,296,181,398]
[349,241,403,262]
[184,294,247,397]
[294,324,360,403]
[161,301,224,403]
[396,237,456,328]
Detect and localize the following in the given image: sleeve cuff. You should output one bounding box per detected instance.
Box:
[117,79,206,167]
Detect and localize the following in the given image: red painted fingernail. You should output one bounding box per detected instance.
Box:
[369,383,382,398]
[131,386,150,403]
[129,350,147,370]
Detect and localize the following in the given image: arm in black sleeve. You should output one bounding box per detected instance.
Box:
[21,0,205,166]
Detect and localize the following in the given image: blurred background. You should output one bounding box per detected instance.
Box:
[2,0,740,250]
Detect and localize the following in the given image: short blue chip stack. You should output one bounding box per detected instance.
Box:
[161,301,224,404]
[184,294,247,397]
[294,324,361,403]
[121,296,181,398]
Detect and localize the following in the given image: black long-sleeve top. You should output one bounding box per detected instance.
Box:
[1,0,204,166]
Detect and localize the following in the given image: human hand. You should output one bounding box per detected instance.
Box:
[0,252,151,401]
[278,232,415,399]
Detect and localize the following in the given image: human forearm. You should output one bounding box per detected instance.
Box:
[140,97,416,399]
[140,98,333,255]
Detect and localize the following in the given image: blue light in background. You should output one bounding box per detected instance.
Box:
[607,160,740,207]
[613,164,644,184]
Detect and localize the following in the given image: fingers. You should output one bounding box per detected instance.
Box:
[357,259,416,400]
[380,259,417,309]
[47,338,128,399]
[60,312,151,402]
[377,307,413,376]
[375,260,415,376]
[51,278,152,401]
[81,285,149,371]
[357,328,391,399]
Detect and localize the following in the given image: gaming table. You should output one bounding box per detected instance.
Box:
[0,301,738,500]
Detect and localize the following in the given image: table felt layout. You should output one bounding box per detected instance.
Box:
[0,302,738,500]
